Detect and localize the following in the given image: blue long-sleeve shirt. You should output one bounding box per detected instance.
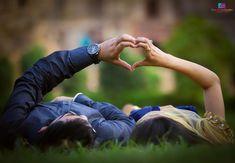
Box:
[0,47,135,147]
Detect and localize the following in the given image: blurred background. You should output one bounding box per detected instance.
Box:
[0,0,235,116]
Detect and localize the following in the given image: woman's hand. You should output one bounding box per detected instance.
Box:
[132,37,170,70]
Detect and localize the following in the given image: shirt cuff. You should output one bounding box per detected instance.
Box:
[69,46,95,70]
[72,93,83,102]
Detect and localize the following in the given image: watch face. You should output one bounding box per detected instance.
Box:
[88,44,99,55]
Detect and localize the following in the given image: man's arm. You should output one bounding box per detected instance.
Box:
[91,102,135,144]
[133,37,225,118]
[73,93,135,129]
[73,92,135,125]
[93,102,135,125]
[0,47,94,130]
[72,92,135,144]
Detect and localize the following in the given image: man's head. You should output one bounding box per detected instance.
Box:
[131,117,206,145]
[39,112,96,147]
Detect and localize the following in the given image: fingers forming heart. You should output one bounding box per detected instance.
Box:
[116,37,153,71]
[104,35,153,71]
[113,59,132,71]
[114,41,138,71]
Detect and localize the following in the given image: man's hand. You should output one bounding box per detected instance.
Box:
[98,34,137,71]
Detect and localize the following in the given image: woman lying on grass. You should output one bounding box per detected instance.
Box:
[123,37,234,145]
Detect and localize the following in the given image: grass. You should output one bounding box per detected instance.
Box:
[0,112,234,163]
[0,142,235,163]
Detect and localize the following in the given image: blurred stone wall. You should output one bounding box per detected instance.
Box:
[0,0,234,93]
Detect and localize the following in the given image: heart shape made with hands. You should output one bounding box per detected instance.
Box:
[116,36,156,72]
[99,34,160,72]
[119,46,148,71]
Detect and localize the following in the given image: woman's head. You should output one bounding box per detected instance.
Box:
[131,117,206,145]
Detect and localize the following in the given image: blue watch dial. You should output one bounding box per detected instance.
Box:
[88,44,99,55]
[87,43,101,64]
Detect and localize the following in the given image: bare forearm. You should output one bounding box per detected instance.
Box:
[163,54,220,89]
[203,83,225,118]
[162,53,225,118]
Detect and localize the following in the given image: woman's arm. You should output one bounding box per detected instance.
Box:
[133,37,225,118]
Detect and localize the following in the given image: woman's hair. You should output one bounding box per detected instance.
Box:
[131,117,207,145]
[39,119,95,148]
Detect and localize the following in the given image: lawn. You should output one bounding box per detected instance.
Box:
[1,111,234,163]
[0,142,235,163]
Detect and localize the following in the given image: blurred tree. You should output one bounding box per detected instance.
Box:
[0,57,13,113]
[60,71,87,97]
[100,50,160,107]
[20,45,45,71]
[100,50,145,92]
[163,17,235,108]
[20,45,55,101]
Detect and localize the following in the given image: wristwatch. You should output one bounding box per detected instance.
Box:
[87,43,101,64]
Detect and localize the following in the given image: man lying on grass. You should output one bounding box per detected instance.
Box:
[0,34,137,148]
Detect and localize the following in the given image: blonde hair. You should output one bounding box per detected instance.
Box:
[137,105,234,144]
[197,112,234,144]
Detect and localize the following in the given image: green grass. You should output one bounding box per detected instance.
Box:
[1,112,234,163]
[1,143,235,163]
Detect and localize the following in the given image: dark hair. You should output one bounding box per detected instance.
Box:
[39,119,95,148]
[131,117,206,145]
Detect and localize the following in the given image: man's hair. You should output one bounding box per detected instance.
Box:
[131,117,207,145]
[40,119,95,148]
